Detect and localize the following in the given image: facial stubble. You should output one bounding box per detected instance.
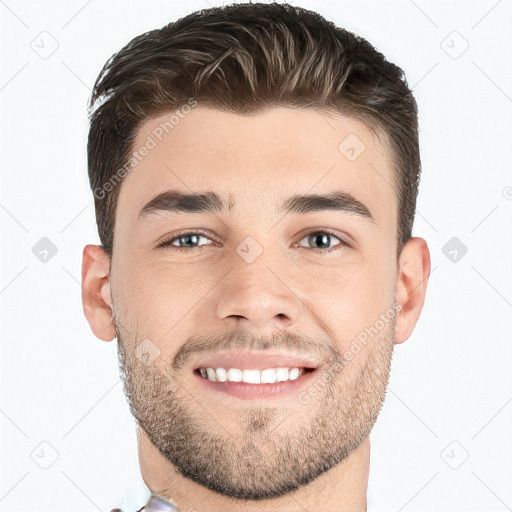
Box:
[116,318,395,500]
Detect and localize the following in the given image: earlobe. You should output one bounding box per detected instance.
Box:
[394,237,431,344]
[81,244,116,342]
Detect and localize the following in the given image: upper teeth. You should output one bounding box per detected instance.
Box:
[199,367,304,383]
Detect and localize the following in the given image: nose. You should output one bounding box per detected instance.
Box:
[213,255,303,331]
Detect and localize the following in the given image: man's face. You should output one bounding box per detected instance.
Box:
[111,107,399,498]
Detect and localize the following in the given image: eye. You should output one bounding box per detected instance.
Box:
[157,231,214,251]
[157,230,348,253]
[294,230,346,252]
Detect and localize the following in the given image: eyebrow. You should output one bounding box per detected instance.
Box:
[139,189,374,222]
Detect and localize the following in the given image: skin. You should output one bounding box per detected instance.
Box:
[82,106,430,512]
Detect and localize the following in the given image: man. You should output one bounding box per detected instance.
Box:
[81,2,430,511]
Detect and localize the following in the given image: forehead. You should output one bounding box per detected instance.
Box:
[118,106,396,225]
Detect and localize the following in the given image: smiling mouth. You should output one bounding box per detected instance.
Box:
[193,365,318,401]
[191,350,321,399]
[195,366,315,383]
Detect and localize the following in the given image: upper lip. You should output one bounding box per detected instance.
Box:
[193,351,320,370]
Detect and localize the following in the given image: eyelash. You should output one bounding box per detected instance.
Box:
[157,230,349,253]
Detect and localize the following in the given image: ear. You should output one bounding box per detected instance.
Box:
[394,237,431,344]
[81,244,116,342]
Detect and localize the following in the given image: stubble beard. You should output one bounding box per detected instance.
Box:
[116,317,395,500]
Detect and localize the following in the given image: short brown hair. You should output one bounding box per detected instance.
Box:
[87,2,420,256]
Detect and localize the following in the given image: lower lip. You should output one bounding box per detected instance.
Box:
[194,369,317,400]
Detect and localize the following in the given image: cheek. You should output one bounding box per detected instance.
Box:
[300,254,395,347]
[113,258,218,335]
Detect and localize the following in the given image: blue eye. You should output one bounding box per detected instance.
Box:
[295,231,344,252]
[158,232,212,250]
[158,230,346,252]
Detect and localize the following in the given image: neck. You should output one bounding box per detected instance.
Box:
[137,429,370,512]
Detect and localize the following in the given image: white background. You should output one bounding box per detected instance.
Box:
[1,0,511,510]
